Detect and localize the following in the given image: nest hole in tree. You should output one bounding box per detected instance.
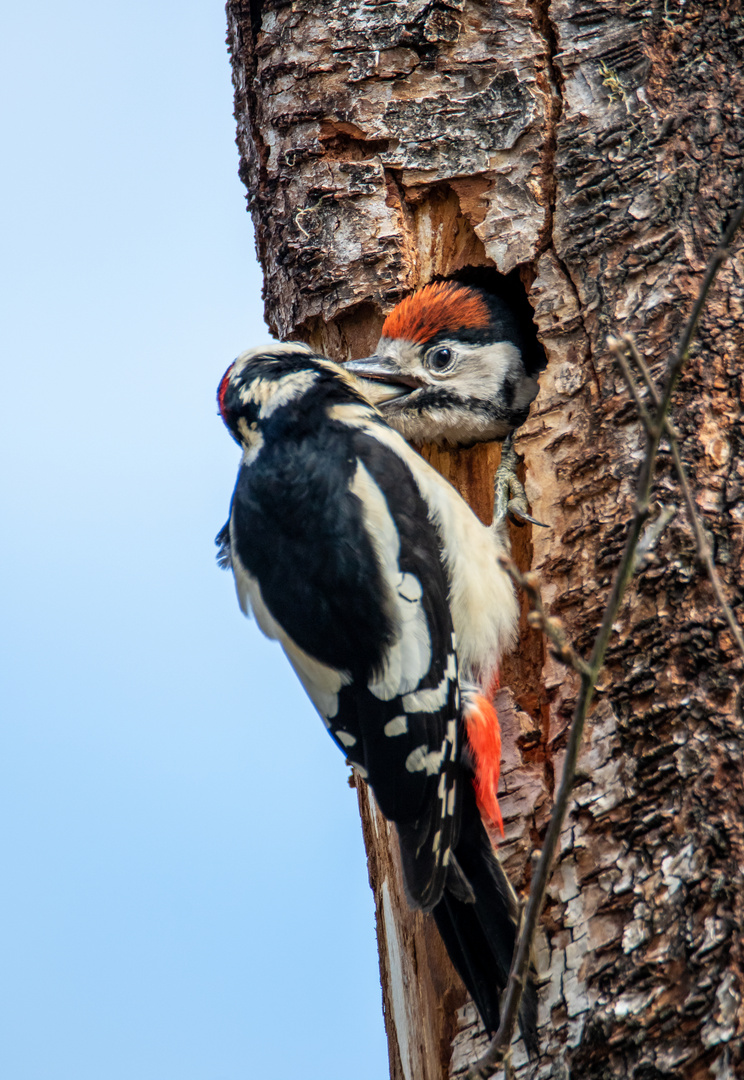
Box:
[446,265,548,382]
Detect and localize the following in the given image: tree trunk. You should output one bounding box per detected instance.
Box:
[226,2,744,1078]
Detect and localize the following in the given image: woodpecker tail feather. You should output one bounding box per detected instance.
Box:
[432,784,538,1056]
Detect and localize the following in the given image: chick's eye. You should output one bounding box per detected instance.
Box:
[428,346,452,371]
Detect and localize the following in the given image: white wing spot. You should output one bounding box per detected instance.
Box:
[336,730,357,748]
[405,746,445,776]
[447,787,456,816]
[384,716,408,737]
[402,652,457,713]
[432,830,441,854]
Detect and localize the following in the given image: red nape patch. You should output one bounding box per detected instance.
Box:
[217,364,234,422]
[464,692,504,836]
[380,282,490,345]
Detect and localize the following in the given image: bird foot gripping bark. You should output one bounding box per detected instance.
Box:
[493,434,547,529]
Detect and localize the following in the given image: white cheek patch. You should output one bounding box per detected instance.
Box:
[443,340,524,397]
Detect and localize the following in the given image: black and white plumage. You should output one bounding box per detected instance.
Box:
[345,281,540,448]
[216,343,537,1045]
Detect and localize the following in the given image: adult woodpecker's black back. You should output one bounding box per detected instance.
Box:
[345,281,540,448]
[216,343,537,1049]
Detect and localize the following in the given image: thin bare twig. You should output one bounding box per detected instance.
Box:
[619,335,663,409]
[667,198,744,401]
[609,339,657,433]
[498,555,591,678]
[608,333,744,660]
[634,504,677,572]
[466,195,744,1079]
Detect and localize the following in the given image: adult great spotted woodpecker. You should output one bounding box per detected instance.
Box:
[345,280,540,448]
[216,343,537,1048]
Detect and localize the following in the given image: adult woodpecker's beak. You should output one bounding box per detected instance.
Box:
[344,356,423,405]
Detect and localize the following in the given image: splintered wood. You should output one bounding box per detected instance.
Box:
[228,2,744,1077]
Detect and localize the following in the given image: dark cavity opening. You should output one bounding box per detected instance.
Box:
[446,266,547,380]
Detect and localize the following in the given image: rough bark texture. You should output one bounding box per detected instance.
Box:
[227,2,744,1078]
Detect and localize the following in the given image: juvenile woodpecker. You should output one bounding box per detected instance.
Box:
[345,281,540,448]
[216,343,537,1048]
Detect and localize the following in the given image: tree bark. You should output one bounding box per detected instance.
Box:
[227,2,744,1077]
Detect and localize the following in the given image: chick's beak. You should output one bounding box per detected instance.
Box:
[344,356,423,405]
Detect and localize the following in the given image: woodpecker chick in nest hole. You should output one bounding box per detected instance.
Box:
[347,282,545,529]
[345,281,540,449]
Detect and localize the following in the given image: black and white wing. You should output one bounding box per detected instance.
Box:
[225,417,463,913]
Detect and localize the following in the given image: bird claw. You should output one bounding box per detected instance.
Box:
[493,435,548,529]
[507,501,547,528]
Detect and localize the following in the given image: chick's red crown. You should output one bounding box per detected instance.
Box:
[380,281,491,345]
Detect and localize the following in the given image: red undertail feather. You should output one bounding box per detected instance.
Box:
[381,281,490,345]
[463,692,504,836]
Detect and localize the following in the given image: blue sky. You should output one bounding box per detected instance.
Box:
[1,3,387,1077]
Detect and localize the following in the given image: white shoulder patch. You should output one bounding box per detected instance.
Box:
[349,461,432,700]
[338,417,519,680]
